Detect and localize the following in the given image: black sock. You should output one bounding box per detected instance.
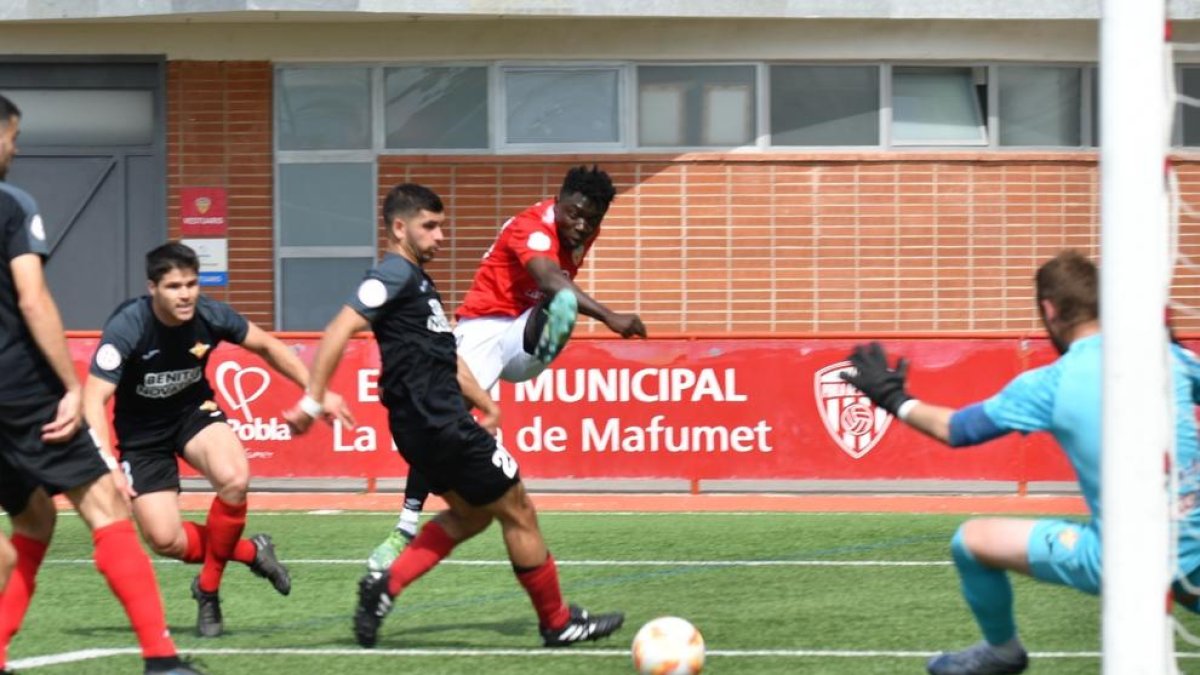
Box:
[145,656,183,670]
[523,298,552,354]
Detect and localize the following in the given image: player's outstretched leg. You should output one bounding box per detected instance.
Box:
[494,484,623,647]
[355,506,491,647]
[355,518,458,647]
[531,289,577,364]
[367,472,432,572]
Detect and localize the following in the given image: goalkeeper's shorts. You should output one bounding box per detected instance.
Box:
[1027,519,1101,595]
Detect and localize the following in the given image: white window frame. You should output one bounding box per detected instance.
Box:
[273,63,380,329]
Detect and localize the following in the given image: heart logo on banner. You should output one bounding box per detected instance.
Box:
[214,361,272,422]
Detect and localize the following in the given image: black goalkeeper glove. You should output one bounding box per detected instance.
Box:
[839,341,912,416]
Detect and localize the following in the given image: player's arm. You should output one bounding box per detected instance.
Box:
[284,306,367,434]
[85,318,139,494]
[525,257,646,338]
[457,354,500,435]
[840,342,1016,448]
[240,322,354,428]
[81,376,117,458]
[81,375,130,495]
[240,322,311,389]
[11,254,82,442]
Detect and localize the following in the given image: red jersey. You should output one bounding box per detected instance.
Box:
[457,198,597,319]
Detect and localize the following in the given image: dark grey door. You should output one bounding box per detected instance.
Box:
[0,59,165,329]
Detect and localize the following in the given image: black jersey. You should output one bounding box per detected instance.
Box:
[347,253,468,431]
[0,181,61,404]
[89,295,249,436]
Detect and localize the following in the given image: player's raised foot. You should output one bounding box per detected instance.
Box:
[190,576,223,638]
[354,571,394,648]
[926,641,1028,675]
[247,533,292,596]
[367,528,413,573]
[144,657,207,675]
[533,289,578,365]
[540,604,624,647]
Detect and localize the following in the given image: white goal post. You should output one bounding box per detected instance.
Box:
[1100,0,1175,672]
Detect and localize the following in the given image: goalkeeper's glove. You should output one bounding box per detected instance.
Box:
[839,341,913,417]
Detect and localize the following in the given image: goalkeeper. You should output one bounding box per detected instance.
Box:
[842,249,1200,675]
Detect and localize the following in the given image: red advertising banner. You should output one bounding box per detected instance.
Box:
[179,187,228,236]
[67,336,1078,483]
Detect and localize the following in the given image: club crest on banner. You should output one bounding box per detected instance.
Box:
[813,361,894,459]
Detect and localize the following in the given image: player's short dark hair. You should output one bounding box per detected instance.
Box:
[382,183,444,227]
[0,95,20,125]
[146,242,200,283]
[1036,249,1098,324]
[559,165,616,213]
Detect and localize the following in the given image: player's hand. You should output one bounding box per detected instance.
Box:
[322,391,357,429]
[839,342,912,416]
[284,402,317,435]
[111,465,137,502]
[605,313,647,339]
[42,387,83,443]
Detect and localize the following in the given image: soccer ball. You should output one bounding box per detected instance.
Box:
[631,616,705,675]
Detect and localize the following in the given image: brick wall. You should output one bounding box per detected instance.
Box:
[169,61,1200,334]
[384,155,1200,334]
[167,61,274,327]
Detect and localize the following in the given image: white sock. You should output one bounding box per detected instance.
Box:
[397,509,420,537]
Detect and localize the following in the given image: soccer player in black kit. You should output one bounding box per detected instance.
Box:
[285,183,624,648]
[83,242,354,637]
[0,94,201,675]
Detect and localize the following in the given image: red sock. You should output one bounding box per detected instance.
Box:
[92,520,176,658]
[386,521,455,596]
[232,538,257,564]
[0,535,48,668]
[183,521,256,565]
[181,521,208,564]
[198,497,247,593]
[515,554,569,630]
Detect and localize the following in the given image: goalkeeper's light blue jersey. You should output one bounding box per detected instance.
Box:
[953,334,1200,577]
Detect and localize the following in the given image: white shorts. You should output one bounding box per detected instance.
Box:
[454,309,546,391]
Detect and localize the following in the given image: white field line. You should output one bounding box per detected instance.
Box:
[17,646,1200,670]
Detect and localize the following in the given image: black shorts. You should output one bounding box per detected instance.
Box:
[0,398,109,515]
[117,403,228,496]
[391,414,520,507]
